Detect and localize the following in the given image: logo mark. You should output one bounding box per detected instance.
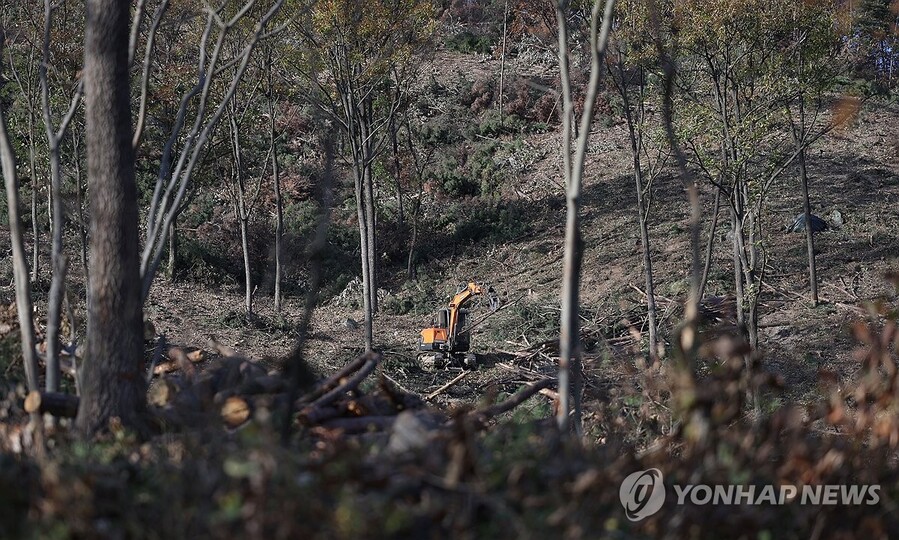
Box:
[620,469,665,521]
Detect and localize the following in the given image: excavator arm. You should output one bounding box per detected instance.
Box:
[446,282,487,344]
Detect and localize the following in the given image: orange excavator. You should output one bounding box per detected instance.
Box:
[418,282,499,371]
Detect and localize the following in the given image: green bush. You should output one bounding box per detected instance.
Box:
[435,156,480,197]
[445,31,493,54]
[447,199,530,246]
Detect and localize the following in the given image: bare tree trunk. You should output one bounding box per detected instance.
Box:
[354,165,374,351]
[698,187,721,300]
[730,207,745,329]
[389,114,404,228]
[361,113,378,315]
[40,0,83,393]
[407,194,421,281]
[0,70,41,395]
[555,0,616,436]
[167,218,177,281]
[72,126,89,288]
[240,215,253,316]
[797,96,818,305]
[229,109,254,317]
[617,64,658,360]
[31,174,39,283]
[28,111,40,283]
[267,49,283,314]
[76,0,147,436]
[498,0,508,129]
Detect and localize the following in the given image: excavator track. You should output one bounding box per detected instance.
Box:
[417,352,445,372]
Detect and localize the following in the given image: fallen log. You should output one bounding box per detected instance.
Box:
[425,371,468,401]
[309,353,380,409]
[24,391,79,418]
[300,354,368,404]
[472,379,555,422]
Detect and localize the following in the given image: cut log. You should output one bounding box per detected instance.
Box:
[24,391,79,418]
[221,396,251,428]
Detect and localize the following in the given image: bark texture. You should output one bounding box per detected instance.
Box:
[76,0,147,435]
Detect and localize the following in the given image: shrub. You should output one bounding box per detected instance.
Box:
[445,31,494,55]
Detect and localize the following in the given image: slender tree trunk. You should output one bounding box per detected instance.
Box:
[355,165,373,351]
[229,110,254,317]
[76,0,147,436]
[28,111,40,283]
[389,115,404,229]
[344,87,374,351]
[731,207,745,328]
[31,176,39,283]
[698,187,721,300]
[619,67,658,360]
[240,215,253,316]
[45,147,65,391]
[407,196,420,281]
[361,117,378,315]
[72,127,89,288]
[0,78,41,394]
[498,0,508,129]
[268,52,283,314]
[555,0,616,436]
[797,102,818,305]
[167,218,177,281]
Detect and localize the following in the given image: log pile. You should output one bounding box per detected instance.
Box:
[24,341,558,438]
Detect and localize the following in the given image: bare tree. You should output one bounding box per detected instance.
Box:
[4,37,42,284]
[226,96,268,317]
[39,0,83,394]
[75,0,146,435]
[290,0,432,351]
[266,45,284,314]
[609,47,668,361]
[139,0,286,303]
[554,0,616,435]
[0,30,41,395]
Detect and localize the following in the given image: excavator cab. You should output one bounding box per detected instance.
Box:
[418,282,498,371]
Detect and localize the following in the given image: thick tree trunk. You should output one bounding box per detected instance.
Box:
[76,0,147,436]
